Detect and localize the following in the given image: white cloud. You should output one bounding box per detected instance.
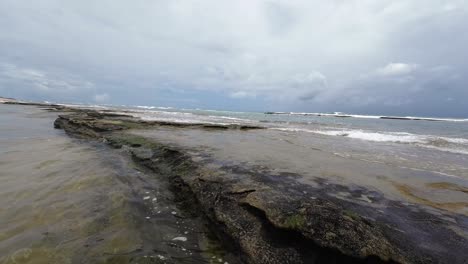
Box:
[376,63,419,77]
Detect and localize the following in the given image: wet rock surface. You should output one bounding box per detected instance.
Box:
[37,106,468,263]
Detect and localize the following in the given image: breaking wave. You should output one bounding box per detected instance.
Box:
[274,128,468,155]
[266,112,468,122]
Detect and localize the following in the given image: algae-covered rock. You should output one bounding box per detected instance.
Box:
[241,190,404,262]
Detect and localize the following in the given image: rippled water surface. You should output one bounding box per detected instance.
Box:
[0,104,230,264]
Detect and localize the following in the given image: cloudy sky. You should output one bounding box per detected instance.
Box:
[0,0,467,116]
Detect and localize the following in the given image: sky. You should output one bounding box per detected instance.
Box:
[0,0,467,117]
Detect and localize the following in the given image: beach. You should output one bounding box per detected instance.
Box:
[1,99,467,263]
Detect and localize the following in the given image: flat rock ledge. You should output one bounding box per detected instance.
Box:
[52,111,459,264]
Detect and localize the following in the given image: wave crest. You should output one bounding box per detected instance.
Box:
[274,128,468,155]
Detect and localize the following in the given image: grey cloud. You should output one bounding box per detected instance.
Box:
[0,0,467,115]
[264,1,296,36]
[314,62,468,116]
[0,63,93,93]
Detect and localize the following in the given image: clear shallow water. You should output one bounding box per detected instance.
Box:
[0,105,231,264]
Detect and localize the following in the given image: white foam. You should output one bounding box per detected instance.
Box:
[207,115,253,122]
[271,112,382,118]
[116,109,259,127]
[136,105,156,109]
[315,130,425,143]
[417,144,468,155]
[136,105,173,110]
[437,136,468,144]
[273,128,468,154]
[399,116,468,122]
[347,114,382,119]
[268,112,468,122]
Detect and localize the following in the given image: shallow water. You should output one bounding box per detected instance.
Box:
[59,102,468,155]
[132,126,468,216]
[0,105,231,264]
